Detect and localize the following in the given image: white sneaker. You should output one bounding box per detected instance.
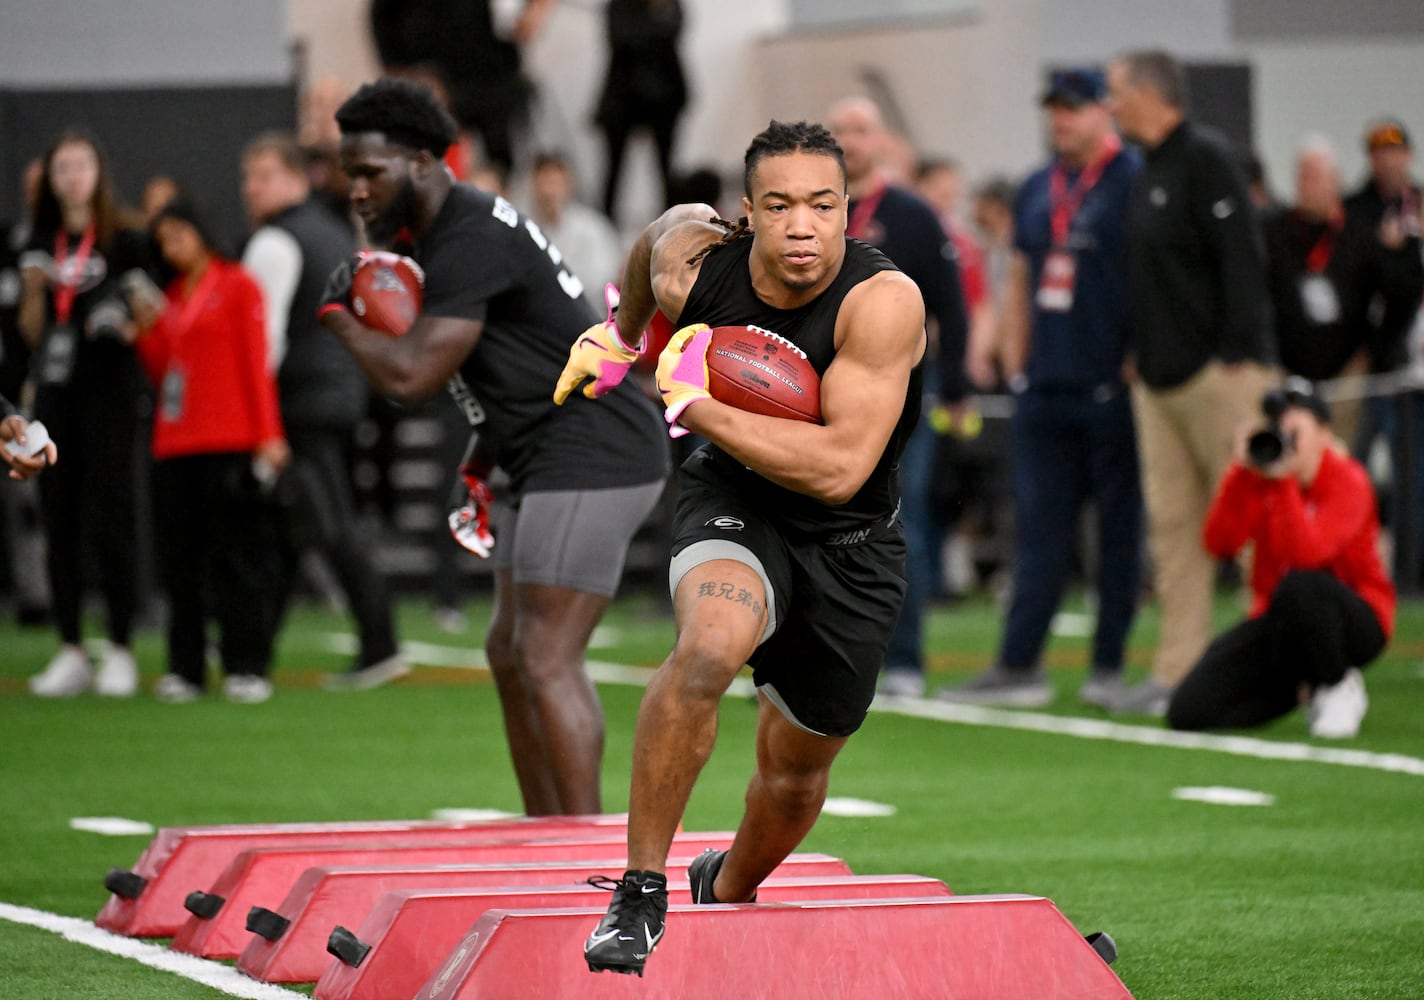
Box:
[223,675,273,704]
[324,654,411,691]
[1309,668,1368,739]
[29,646,93,697]
[879,668,927,698]
[154,673,202,703]
[94,647,139,698]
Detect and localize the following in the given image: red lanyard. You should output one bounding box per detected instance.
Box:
[1304,208,1344,274]
[1048,136,1120,248]
[847,182,888,240]
[165,264,221,341]
[53,226,96,324]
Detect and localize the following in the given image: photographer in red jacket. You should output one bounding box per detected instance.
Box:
[1167,378,1394,739]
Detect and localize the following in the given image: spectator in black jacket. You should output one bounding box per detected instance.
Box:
[1106,50,1276,716]
[1345,119,1420,232]
[1263,136,1424,446]
[240,132,406,690]
[596,0,687,221]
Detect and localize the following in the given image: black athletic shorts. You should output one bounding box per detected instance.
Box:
[668,475,907,738]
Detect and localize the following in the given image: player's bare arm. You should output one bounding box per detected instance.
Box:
[614,204,723,336]
[678,270,925,504]
[322,309,481,406]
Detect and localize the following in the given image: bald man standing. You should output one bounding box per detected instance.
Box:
[1263,137,1423,447]
[827,97,967,699]
[1107,50,1275,715]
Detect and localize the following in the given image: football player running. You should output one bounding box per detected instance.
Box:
[321,79,668,816]
[557,120,925,977]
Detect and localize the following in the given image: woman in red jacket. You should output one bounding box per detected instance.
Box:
[128,200,289,704]
[1167,379,1394,738]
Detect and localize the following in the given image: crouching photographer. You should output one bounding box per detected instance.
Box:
[1167,379,1394,738]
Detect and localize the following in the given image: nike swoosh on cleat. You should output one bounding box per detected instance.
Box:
[641,885,662,894]
[585,929,620,948]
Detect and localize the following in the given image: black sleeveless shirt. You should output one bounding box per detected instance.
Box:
[676,236,923,536]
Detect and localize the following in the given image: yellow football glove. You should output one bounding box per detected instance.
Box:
[655,323,715,438]
[553,283,645,404]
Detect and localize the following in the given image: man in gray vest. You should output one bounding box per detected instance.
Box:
[241,131,405,688]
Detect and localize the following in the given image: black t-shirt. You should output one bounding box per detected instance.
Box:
[676,236,922,537]
[414,184,667,494]
[24,225,149,398]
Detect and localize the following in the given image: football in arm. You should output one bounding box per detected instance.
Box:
[706,325,821,423]
[350,252,424,336]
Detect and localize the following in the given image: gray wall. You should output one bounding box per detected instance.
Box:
[0,1,296,239]
[0,0,290,86]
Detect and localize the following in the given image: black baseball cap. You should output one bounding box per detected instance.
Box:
[1262,376,1331,424]
[1041,68,1107,108]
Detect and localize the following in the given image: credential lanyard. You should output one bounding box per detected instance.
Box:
[1304,208,1344,274]
[52,226,96,324]
[1048,136,1120,248]
[847,182,888,240]
[165,265,222,340]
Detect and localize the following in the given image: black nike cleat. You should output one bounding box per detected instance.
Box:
[583,870,668,976]
[686,848,757,904]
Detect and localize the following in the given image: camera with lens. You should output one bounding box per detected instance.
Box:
[1246,423,1295,468]
[1246,379,1324,469]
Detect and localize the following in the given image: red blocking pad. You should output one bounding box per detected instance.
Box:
[313,873,940,999]
[412,895,1132,1000]
[170,832,735,960]
[95,815,626,938]
[247,856,860,985]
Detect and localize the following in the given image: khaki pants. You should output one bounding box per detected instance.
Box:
[1132,361,1276,686]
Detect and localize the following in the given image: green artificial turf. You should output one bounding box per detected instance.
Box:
[1,591,1422,998]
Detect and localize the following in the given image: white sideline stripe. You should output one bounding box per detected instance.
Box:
[319,634,1424,777]
[317,634,761,694]
[876,695,1424,776]
[0,902,305,999]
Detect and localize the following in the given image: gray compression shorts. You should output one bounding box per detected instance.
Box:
[493,480,665,597]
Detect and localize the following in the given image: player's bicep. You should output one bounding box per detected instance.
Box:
[820,275,926,451]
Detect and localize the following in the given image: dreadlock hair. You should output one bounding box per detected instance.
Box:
[686,120,846,266]
[334,78,459,155]
[743,119,846,198]
[686,215,750,266]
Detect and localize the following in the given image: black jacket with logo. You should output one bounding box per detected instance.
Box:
[1125,121,1275,389]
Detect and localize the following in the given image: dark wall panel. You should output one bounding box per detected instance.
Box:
[2,84,296,251]
[1233,0,1424,40]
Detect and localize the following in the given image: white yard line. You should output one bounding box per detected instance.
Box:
[320,634,1424,778]
[878,696,1424,777]
[0,902,305,999]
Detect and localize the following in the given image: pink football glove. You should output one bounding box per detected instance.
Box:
[553,284,646,404]
[448,467,495,558]
[655,323,715,438]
